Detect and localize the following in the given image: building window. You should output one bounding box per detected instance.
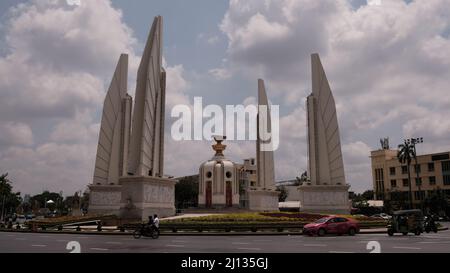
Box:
[442,161,450,172]
[414,191,425,201]
[415,178,422,186]
[428,163,435,172]
[390,180,397,188]
[414,164,421,173]
[401,166,408,174]
[226,171,232,179]
[402,179,409,187]
[374,168,385,200]
[444,175,450,186]
[429,176,436,186]
[389,167,396,176]
[206,171,212,178]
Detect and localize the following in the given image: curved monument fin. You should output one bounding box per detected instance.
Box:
[256,79,275,189]
[308,54,346,185]
[128,16,165,177]
[93,54,130,185]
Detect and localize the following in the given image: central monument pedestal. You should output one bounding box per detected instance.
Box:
[247,189,279,212]
[89,176,176,221]
[119,176,176,220]
[298,184,350,214]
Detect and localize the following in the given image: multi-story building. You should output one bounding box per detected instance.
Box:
[371,149,450,207]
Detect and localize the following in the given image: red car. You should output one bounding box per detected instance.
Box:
[302,216,360,236]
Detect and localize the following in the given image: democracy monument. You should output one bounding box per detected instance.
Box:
[87,16,350,220]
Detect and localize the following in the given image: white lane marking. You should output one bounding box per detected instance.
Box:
[171,240,188,243]
[76,236,89,239]
[253,239,272,242]
[393,246,421,250]
[6,234,16,237]
[329,251,355,253]
[105,242,123,245]
[232,242,250,245]
[166,244,185,248]
[31,244,47,247]
[90,248,109,251]
[237,247,261,251]
[303,244,327,247]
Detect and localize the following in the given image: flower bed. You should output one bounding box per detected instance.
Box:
[25,214,116,228]
[161,212,387,230]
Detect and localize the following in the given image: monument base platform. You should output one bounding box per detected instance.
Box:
[247,189,279,212]
[298,184,350,214]
[88,184,124,217]
[88,176,176,221]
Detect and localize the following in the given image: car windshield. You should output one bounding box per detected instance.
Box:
[315,217,331,223]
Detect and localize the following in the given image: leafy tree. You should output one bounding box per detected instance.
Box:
[398,141,416,209]
[30,191,63,212]
[423,190,448,215]
[0,173,22,219]
[175,176,199,209]
[276,185,288,202]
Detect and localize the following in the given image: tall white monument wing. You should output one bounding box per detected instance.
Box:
[307,54,346,185]
[256,79,275,189]
[128,16,166,177]
[93,54,131,185]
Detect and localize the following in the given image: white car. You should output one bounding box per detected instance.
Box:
[371,213,392,220]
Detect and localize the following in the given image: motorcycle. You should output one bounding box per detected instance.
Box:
[133,224,159,239]
[424,216,438,233]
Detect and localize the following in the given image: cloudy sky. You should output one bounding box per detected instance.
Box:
[1,0,450,196]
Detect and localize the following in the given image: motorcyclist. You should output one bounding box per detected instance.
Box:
[146,216,154,233]
[153,214,160,235]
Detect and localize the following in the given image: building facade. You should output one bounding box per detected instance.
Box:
[371,149,450,206]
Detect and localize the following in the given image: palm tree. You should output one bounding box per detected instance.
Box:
[397,141,416,209]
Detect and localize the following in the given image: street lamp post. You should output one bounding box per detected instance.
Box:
[405,137,424,209]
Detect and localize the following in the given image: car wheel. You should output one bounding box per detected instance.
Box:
[415,230,421,236]
[318,228,326,237]
[387,229,394,236]
[402,232,408,236]
[348,228,356,236]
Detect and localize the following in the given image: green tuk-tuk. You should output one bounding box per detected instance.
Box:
[387,209,423,236]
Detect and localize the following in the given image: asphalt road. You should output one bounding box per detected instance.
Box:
[1,224,449,253]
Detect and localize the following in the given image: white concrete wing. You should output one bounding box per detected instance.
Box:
[307,54,346,186]
[128,16,166,177]
[93,54,131,185]
[256,79,275,189]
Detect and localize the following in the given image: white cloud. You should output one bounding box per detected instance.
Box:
[165,64,191,109]
[208,67,232,80]
[219,0,450,192]
[0,122,33,147]
[207,35,220,45]
[0,0,189,195]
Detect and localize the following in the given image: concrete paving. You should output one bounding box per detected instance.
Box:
[1,223,449,253]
